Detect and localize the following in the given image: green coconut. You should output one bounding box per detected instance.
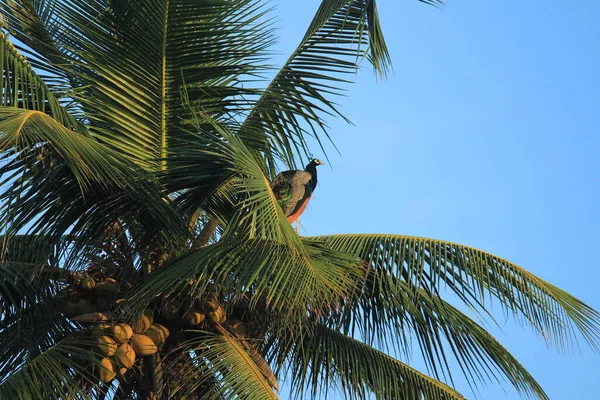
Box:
[91,322,112,336]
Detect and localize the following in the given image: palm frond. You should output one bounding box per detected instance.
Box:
[240,0,391,168]
[0,0,74,90]
[281,323,465,400]
[40,0,273,169]
[162,119,300,245]
[0,32,82,131]
[325,270,549,399]
[0,234,65,317]
[0,332,101,400]
[170,330,279,400]
[0,107,187,249]
[308,234,600,351]
[128,237,363,320]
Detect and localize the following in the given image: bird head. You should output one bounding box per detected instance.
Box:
[306,158,325,169]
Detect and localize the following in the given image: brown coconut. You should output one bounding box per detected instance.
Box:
[76,298,94,316]
[203,292,219,312]
[80,277,96,291]
[145,324,170,345]
[184,307,206,326]
[62,299,79,318]
[111,323,134,343]
[96,335,117,357]
[229,320,247,336]
[91,322,112,336]
[131,309,153,333]
[114,343,136,369]
[131,334,158,357]
[208,305,226,324]
[98,357,116,383]
[95,278,120,295]
[160,302,180,321]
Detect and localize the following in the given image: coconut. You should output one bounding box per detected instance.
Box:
[160,302,180,321]
[96,335,117,357]
[98,357,116,383]
[96,297,112,312]
[91,322,112,336]
[229,320,247,336]
[72,312,113,323]
[184,307,205,326]
[80,277,96,291]
[145,324,169,345]
[62,299,79,318]
[111,323,134,343]
[131,309,153,333]
[203,292,219,312]
[131,334,158,357]
[144,328,163,345]
[156,324,170,340]
[76,298,94,316]
[114,343,136,369]
[208,305,226,324]
[95,279,120,295]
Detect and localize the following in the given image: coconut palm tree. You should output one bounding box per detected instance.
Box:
[0,1,598,399]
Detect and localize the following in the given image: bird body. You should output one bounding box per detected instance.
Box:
[270,159,324,223]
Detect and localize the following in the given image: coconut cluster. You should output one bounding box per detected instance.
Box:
[73,308,170,384]
[62,276,122,318]
[160,291,227,327]
[62,277,236,385]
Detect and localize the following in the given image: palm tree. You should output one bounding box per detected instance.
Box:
[0,0,598,399]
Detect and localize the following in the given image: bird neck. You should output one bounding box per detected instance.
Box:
[305,163,318,191]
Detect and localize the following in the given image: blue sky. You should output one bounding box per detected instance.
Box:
[275,1,600,399]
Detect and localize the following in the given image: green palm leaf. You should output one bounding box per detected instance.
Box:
[281,323,465,400]
[1,1,595,399]
[171,330,279,400]
[0,32,82,131]
[308,234,600,350]
[0,333,101,400]
[325,274,548,399]
[128,237,363,319]
[0,107,186,248]
[0,0,75,94]
[240,0,391,168]
[36,0,273,169]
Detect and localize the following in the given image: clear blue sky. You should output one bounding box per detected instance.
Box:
[275,1,600,399]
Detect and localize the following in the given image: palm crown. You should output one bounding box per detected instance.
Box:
[1,1,599,399]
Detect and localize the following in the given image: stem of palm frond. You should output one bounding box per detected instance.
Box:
[192,218,218,249]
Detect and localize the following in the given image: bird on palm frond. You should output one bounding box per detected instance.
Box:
[271,159,325,224]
